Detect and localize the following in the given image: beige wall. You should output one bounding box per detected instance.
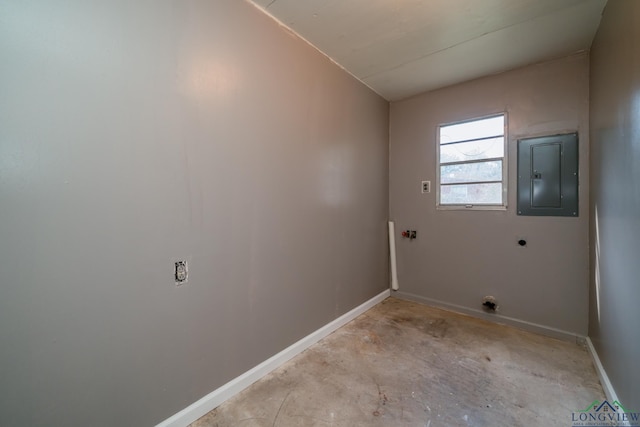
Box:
[0,1,389,425]
[390,53,590,337]
[589,0,640,410]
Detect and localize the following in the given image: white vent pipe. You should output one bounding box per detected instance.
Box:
[388,221,399,291]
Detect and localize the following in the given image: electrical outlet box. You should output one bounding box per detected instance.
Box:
[175,261,188,285]
[421,181,431,194]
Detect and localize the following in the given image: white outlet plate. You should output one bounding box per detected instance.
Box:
[421,180,431,193]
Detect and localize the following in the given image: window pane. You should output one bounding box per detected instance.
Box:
[440,183,503,204]
[440,137,504,163]
[440,160,502,184]
[440,115,504,144]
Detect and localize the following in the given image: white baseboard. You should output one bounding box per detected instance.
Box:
[585,339,635,426]
[586,337,618,403]
[586,339,635,426]
[156,289,391,427]
[393,291,584,343]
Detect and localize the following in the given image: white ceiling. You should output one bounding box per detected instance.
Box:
[249,0,607,101]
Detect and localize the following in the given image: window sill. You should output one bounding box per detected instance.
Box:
[436,204,507,211]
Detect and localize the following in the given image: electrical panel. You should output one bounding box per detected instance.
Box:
[517,133,578,217]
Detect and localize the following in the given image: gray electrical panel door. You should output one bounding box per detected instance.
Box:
[517,133,578,217]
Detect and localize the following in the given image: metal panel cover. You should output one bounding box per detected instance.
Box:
[517,133,578,216]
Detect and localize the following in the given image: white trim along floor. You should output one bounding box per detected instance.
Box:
[161,296,607,427]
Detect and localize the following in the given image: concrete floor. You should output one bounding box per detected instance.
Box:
[191,298,604,427]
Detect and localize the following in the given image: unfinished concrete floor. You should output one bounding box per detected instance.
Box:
[191,298,604,427]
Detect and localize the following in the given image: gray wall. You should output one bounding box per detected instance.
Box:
[0,1,389,425]
[589,0,640,410]
[390,54,590,336]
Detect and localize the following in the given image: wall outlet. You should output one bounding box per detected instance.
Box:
[175,260,188,285]
[421,180,431,193]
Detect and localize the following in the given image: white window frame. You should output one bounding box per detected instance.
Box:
[436,112,508,210]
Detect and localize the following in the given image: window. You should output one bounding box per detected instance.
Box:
[437,114,507,209]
